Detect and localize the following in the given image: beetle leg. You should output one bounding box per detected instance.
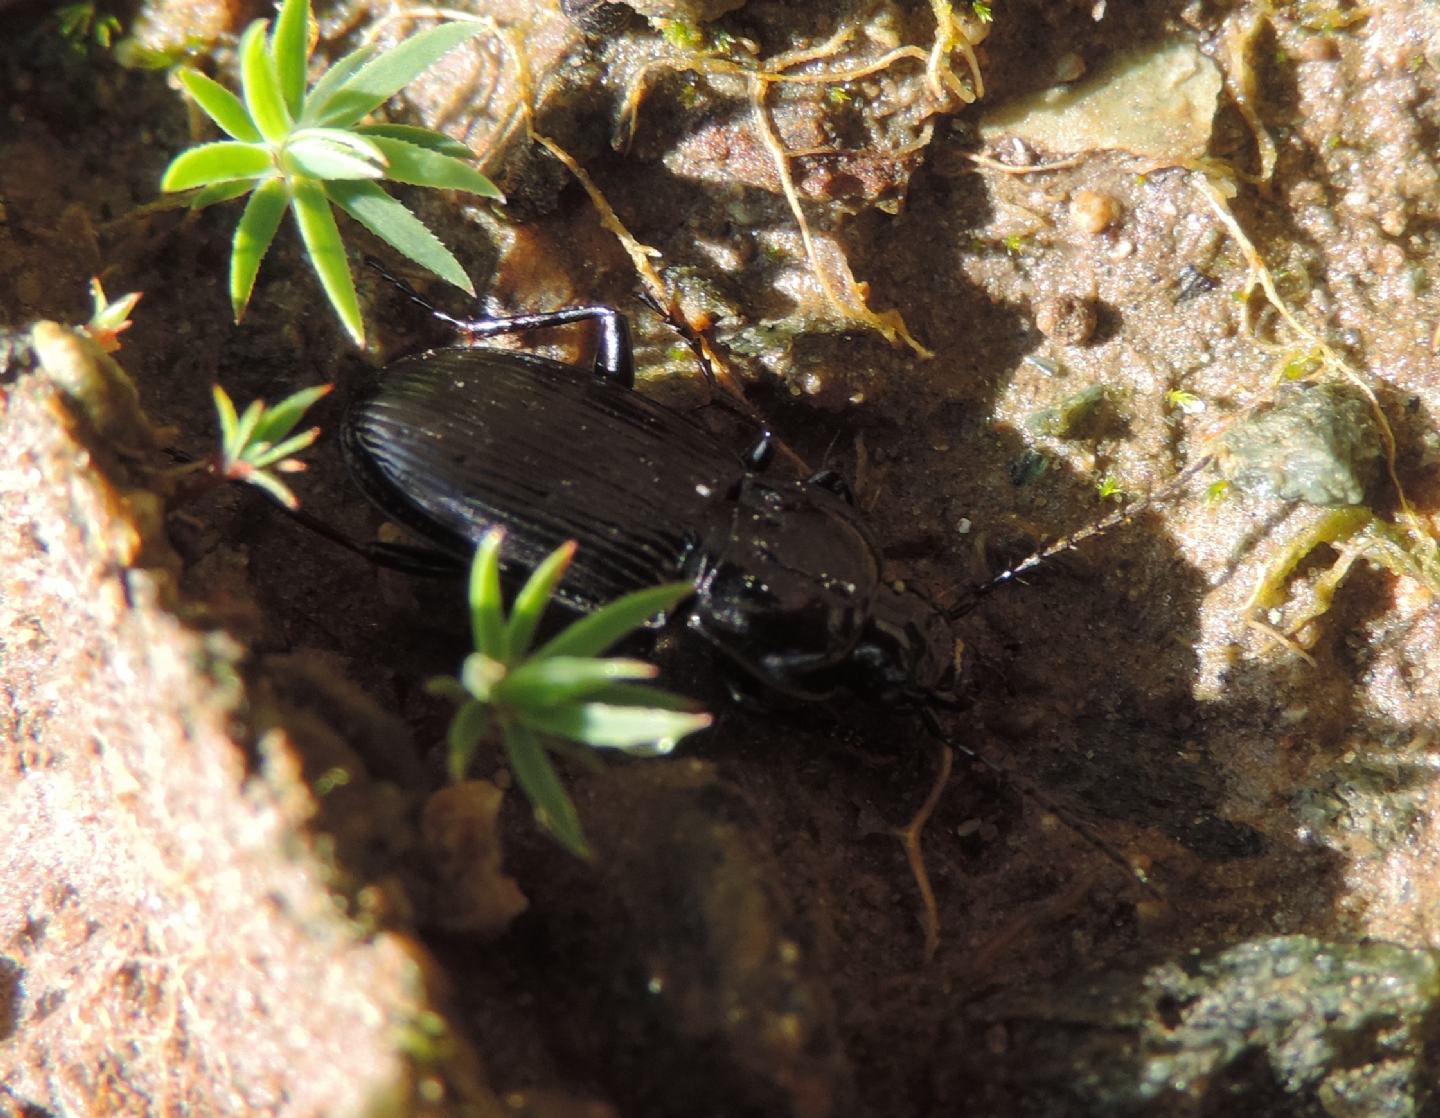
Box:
[366,257,636,387]
[451,306,635,387]
[282,503,466,576]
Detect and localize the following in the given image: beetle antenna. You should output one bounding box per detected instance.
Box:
[635,287,719,390]
[915,703,1163,904]
[947,455,1213,620]
[365,256,478,333]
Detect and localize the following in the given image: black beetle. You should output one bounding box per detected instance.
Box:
[338,271,955,708]
[297,267,1156,948]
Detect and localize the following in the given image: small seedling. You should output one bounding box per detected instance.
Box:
[81,277,142,353]
[207,383,332,508]
[160,0,500,346]
[57,1,121,50]
[1166,388,1206,415]
[428,530,711,859]
[1096,474,1124,501]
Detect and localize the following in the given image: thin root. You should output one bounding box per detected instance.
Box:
[893,740,954,964]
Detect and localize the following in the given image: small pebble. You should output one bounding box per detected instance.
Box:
[1054,52,1086,82]
[1070,188,1121,234]
[1034,294,1098,345]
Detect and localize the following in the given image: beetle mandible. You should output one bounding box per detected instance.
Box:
[340,266,956,710]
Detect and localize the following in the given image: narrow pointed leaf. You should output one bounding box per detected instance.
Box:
[311,20,489,127]
[239,19,292,144]
[499,657,657,708]
[326,179,474,294]
[292,128,385,161]
[366,135,501,197]
[178,70,262,142]
[520,702,712,753]
[191,180,257,209]
[289,177,363,345]
[270,0,311,116]
[161,141,271,191]
[290,126,387,161]
[246,426,321,468]
[354,123,474,158]
[425,676,469,702]
[446,699,490,781]
[301,42,376,121]
[230,177,289,321]
[505,724,590,859]
[468,530,508,662]
[534,582,695,660]
[231,398,264,456]
[251,383,333,443]
[578,683,704,712]
[212,384,240,443]
[243,468,302,510]
[506,541,575,657]
[285,136,386,180]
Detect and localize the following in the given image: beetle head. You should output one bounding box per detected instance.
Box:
[688,476,880,700]
[839,583,957,705]
[687,476,954,704]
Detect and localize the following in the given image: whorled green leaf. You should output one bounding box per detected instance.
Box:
[227,397,265,460]
[290,126,387,163]
[325,178,474,294]
[230,177,289,321]
[425,676,468,702]
[289,177,363,344]
[354,123,474,159]
[284,135,387,181]
[191,180,257,209]
[506,540,576,659]
[308,20,489,128]
[446,698,490,782]
[178,69,261,142]
[498,657,658,709]
[467,530,509,663]
[300,41,376,121]
[533,582,696,661]
[161,141,272,192]
[212,384,240,444]
[243,467,303,510]
[245,426,322,469]
[520,702,712,754]
[505,723,590,859]
[366,135,500,197]
[239,19,292,144]
[270,0,311,117]
[250,382,333,446]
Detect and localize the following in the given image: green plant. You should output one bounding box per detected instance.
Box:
[1096,474,1124,501]
[1166,388,1205,415]
[429,530,711,859]
[207,382,332,508]
[57,1,121,50]
[81,277,142,353]
[160,0,500,346]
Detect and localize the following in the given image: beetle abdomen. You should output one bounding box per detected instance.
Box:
[344,346,735,611]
